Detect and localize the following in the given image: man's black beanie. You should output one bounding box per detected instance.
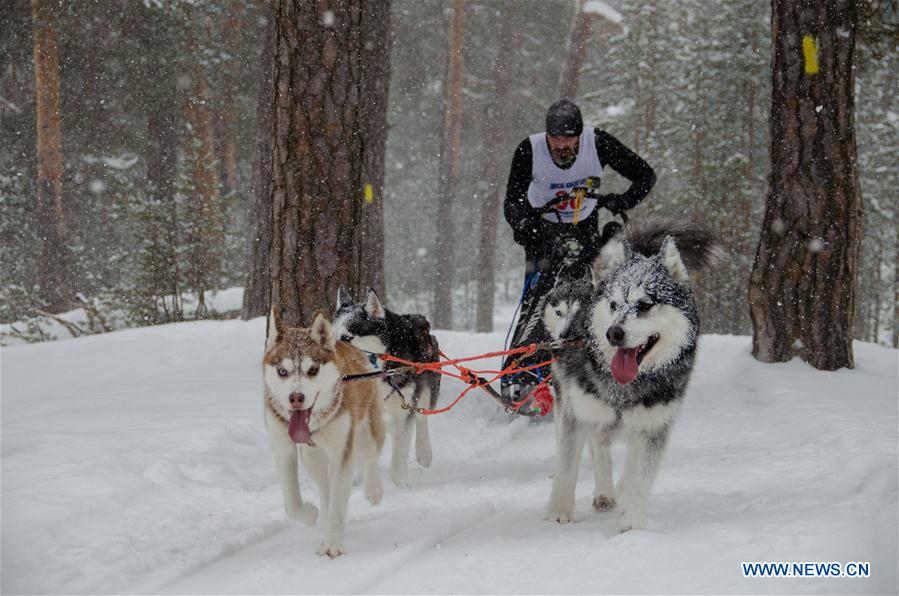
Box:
[546,99,583,137]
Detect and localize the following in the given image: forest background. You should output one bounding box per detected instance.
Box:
[1,0,895,346]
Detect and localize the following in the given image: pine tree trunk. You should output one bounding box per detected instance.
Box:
[241,2,276,320]
[740,25,759,258]
[647,0,658,157]
[558,0,591,100]
[31,0,71,312]
[475,11,516,333]
[255,0,383,328]
[183,57,222,319]
[145,71,182,320]
[218,2,243,201]
[748,0,862,370]
[432,0,465,330]
[357,0,391,298]
[893,195,898,347]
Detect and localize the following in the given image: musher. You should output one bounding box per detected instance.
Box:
[501,98,656,409]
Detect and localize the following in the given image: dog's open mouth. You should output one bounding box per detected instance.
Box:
[288,408,312,444]
[610,334,660,385]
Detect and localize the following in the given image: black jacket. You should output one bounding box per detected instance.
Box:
[503,129,656,257]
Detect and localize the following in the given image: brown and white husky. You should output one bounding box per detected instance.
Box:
[263,307,385,558]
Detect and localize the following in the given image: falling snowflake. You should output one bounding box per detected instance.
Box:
[321,10,335,27]
[89,179,106,194]
[807,238,825,253]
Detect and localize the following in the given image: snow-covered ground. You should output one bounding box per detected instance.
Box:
[2,319,897,594]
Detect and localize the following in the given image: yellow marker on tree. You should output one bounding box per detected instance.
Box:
[802,35,819,75]
[364,183,374,204]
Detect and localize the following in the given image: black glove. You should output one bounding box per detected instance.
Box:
[513,215,544,250]
[598,193,628,214]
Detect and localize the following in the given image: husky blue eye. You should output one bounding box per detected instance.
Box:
[340,334,353,342]
[277,368,288,377]
[555,309,563,316]
[638,301,654,313]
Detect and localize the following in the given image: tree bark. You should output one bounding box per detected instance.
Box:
[241,1,276,320]
[893,193,898,347]
[31,0,71,312]
[558,0,591,100]
[643,0,658,160]
[475,10,516,333]
[748,0,862,370]
[217,1,244,202]
[256,0,386,329]
[357,0,391,298]
[183,55,222,319]
[145,66,182,320]
[432,0,466,330]
[740,25,759,257]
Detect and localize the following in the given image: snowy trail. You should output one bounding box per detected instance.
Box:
[2,320,897,594]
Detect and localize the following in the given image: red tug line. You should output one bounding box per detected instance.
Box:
[375,343,556,417]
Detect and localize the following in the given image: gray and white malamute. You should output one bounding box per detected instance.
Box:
[333,287,440,486]
[543,219,719,531]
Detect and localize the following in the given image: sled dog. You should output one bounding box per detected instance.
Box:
[263,307,385,557]
[544,219,719,531]
[333,287,440,486]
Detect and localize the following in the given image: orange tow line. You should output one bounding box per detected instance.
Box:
[378,343,557,417]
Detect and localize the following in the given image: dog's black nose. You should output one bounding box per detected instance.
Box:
[606,325,625,346]
[289,392,305,406]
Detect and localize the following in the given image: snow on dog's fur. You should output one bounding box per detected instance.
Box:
[263,307,385,558]
[544,220,718,531]
[332,287,440,487]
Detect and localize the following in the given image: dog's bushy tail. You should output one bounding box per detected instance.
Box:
[625,216,723,273]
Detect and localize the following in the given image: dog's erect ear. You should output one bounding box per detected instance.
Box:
[336,285,354,311]
[266,305,284,350]
[363,287,385,319]
[592,237,628,279]
[660,235,690,282]
[310,310,336,350]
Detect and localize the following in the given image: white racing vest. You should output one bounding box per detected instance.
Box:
[527,127,603,224]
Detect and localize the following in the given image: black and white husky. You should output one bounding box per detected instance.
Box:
[543,219,719,531]
[332,287,440,486]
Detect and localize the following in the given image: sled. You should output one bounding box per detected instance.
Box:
[500,186,628,415]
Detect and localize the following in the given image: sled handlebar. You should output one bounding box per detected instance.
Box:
[536,190,624,217]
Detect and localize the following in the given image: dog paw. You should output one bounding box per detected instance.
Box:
[316,543,345,558]
[365,478,384,506]
[415,443,433,468]
[286,503,318,526]
[391,469,411,488]
[592,495,616,511]
[617,510,645,533]
[544,508,575,524]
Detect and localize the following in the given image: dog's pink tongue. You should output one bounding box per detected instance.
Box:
[611,347,640,385]
[288,409,312,444]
